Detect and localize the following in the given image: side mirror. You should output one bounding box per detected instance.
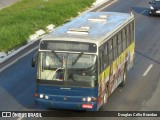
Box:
[31,52,38,67]
[31,58,36,67]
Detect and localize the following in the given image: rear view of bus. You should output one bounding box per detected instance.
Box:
[32,12,135,111]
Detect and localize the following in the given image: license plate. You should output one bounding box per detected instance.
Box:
[82,104,93,109]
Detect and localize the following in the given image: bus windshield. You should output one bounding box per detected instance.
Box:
[37,51,97,87]
[154,0,160,3]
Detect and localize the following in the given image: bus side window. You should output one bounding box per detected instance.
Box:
[118,33,122,55]
[130,22,134,42]
[99,43,109,73]
[103,43,109,68]
[99,47,104,73]
[122,29,126,51]
[126,26,130,47]
[108,39,113,64]
[99,52,102,73]
[113,36,118,60]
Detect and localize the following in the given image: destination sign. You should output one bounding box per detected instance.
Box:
[40,40,97,53]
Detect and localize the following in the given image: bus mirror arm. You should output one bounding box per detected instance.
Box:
[31,58,36,67]
[31,52,38,67]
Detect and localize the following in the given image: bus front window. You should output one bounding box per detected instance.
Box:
[37,52,97,87]
[68,53,97,82]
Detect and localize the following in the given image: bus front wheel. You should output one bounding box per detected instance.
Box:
[100,87,109,111]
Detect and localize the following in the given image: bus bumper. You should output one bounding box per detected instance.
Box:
[36,98,98,111]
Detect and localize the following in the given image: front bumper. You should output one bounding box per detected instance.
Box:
[149,9,160,15]
[36,98,98,111]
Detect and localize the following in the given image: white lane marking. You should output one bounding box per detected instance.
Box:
[141,10,146,14]
[143,64,153,76]
[17,117,24,120]
[97,0,118,12]
[0,46,38,72]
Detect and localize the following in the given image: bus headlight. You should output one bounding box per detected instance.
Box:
[87,97,92,102]
[82,98,86,102]
[39,94,44,98]
[150,5,154,10]
[82,97,97,102]
[45,95,49,99]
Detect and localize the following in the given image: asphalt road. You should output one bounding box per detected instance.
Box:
[0,0,160,120]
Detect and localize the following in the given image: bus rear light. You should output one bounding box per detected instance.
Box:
[82,104,93,109]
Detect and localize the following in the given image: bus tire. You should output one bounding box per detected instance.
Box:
[119,70,126,87]
[103,87,109,104]
[100,87,109,111]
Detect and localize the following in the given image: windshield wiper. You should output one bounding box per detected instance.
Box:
[51,50,62,63]
[72,52,84,66]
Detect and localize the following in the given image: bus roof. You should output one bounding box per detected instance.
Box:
[43,12,134,44]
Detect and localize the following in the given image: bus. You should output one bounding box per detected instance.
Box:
[32,12,135,111]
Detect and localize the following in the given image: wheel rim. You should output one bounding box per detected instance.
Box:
[124,72,126,83]
[103,90,108,104]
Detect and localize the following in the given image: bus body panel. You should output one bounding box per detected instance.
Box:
[36,85,99,111]
[98,42,135,105]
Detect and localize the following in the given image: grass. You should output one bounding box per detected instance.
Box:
[0,0,95,52]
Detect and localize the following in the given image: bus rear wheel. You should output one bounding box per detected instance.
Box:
[103,87,109,104]
[119,70,126,87]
